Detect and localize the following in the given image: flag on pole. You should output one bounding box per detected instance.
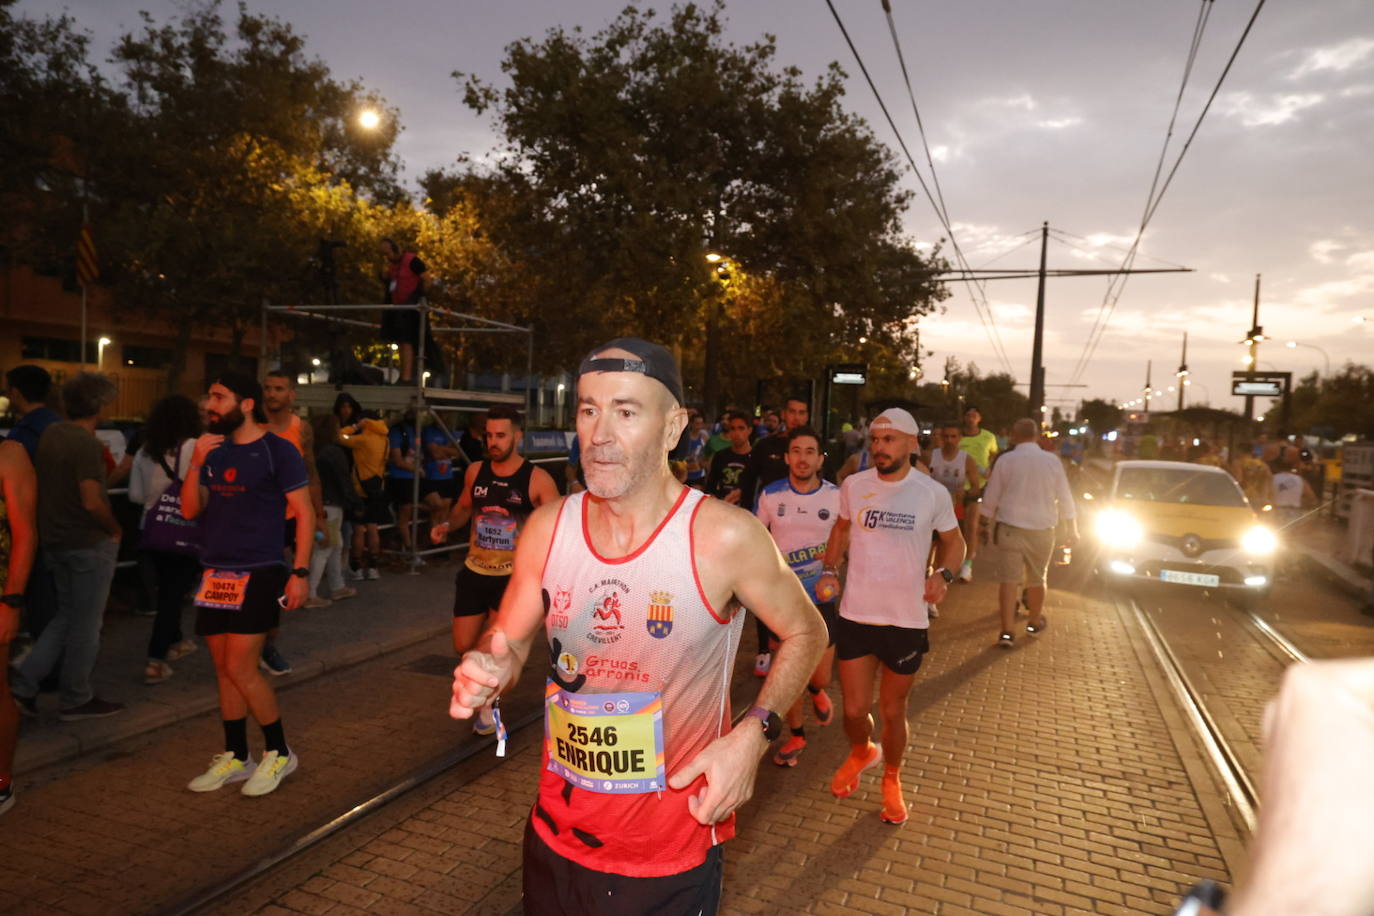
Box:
[76,223,98,287]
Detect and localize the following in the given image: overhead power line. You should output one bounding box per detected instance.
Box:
[822,0,1015,374]
[880,0,1017,376]
[1071,0,1266,383]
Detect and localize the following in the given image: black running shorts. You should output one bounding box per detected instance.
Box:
[194,564,288,636]
[769,601,837,649]
[387,476,418,508]
[420,477,457,501]
[453,564,511,618]
[521,820,723,916]
[835,616,929,675]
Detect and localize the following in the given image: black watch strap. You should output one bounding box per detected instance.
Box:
[745,705,782,741]
[937,567,955,584]
[0,593,23,609]
[290,567,309,578]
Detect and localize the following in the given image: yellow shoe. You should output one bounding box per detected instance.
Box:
[830,742,880,798]
[879,768,908,825]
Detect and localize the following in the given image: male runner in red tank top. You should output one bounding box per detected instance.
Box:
[449,338,826,914]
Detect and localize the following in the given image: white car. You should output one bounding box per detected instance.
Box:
[1091,460,1276,606]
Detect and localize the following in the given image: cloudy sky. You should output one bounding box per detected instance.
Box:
[20,0,1374,410]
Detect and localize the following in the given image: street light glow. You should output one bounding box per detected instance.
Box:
[705,252,722,263]
[98,336,111,346]
[358,109,381,129]
[311,357,321,366]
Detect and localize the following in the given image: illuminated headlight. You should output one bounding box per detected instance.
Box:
[1244,575,1268,587]
[1094,509,1143,549]
[1109,560,1137,576]
[1241,526,1278,555]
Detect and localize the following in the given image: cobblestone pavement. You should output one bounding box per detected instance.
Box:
[210,567,1293,916]
[9,558,1366,915]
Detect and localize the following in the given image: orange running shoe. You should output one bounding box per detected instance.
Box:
[810,688,834,726]
[830,742,880,798]
[879,767,908,825]
[772,735,807,767]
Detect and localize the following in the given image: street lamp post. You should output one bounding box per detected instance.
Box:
[97,336,111,370]
[1284,340,1330,378]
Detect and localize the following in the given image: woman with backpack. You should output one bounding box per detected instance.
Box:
[128,395,202,684]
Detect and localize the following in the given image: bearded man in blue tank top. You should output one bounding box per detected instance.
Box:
[448,338,826,915]
[432,405,559,736]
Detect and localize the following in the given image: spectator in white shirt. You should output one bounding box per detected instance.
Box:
[978,418,1079,648]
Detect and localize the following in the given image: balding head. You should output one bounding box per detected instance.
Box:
[1011,418,1039,443]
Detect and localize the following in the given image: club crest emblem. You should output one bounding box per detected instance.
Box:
[646,591,673,639]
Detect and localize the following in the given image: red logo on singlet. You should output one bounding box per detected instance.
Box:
[593,593,623,629]
[550,586,571,629]
[586,578,630,645]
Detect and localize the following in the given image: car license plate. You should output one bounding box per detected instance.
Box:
[1160,569,1220,588]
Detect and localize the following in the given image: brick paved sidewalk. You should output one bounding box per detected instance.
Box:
[237,571,1240,916]
[13,555,460,773]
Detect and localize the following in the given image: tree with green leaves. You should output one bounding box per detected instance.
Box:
[452,1,946,415]
[93,4,408,386]
[1080,398,1124,438]
[0,0,124,274]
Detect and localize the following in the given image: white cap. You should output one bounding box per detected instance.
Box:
[871,407,919,436]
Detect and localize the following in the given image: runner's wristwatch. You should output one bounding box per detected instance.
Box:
[290,567,309,579]
[0,593,23,609]
[936,568,956,584]
[744,706,783,741]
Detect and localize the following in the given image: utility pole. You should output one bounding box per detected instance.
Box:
[1028,222,1049,423]
[1144,360,1153,413]
[1242,273,1263,422]
[1176,331,1188,411]
[943,222,1189,421]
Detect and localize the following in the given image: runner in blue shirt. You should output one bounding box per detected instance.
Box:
[180,372,312,798]
[421,422,460,534]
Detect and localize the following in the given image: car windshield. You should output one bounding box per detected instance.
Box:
[1115,466,1248,507]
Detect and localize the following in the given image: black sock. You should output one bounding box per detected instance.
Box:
[791,727,805,739]
[223,718,249,761]
[260,719,289,757]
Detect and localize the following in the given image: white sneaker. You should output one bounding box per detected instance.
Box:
[473,705,498,736]
[241,750,298,797]
[188,752,255,792]
[753,652,772,677]
[958,561,973,583]
[349,567,365,582]
[365,568,380,581]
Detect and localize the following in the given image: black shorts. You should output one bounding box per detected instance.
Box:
[835,616,929,675]
[387,477,418,507]
[194,564,287,636]
[379,307,420,345]
[522,820,722,916]
[766,601,837,648]
[453,565,510,618]
[351,476,391,525]
[420,477,457,501]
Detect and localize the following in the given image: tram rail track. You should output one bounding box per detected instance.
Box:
[161,706,547,916]
[1120,588,1314,839]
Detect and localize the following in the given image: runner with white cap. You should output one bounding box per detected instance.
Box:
[815,407,965,825]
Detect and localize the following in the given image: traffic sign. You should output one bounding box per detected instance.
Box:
[1231,371,1290,398]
